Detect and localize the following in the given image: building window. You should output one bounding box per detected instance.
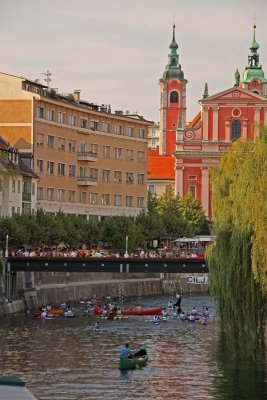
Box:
[170,90,179,103]
[231,120,241,141]
[127,127,134,137]
[91,120,99,131]
[68,140,76,152]
[69,165,76,177]
[37,159,44,173]
[114,171,122,183]
[58,189,65,202]
[47,161,54,175]
[58,137,65,151]
[101,194,110,205]
[90,168,98,180]
[103,145,111,158]
[138,173,145,185]
[148,184,155,194]
[80,142,87,154]
[126,172,134,184]
[32,183,35,196]
[17,207,20,215]
[69,115,76,126]
[139,129,145,139]
[48,109,54,121]
[115,124,122,135]
[126,196,133,207]
[37,187,43,200]
[114,195,122,206]
[137,197,145,208]
[188,185,196,198]
[103,122,111,133]
[102,169,110,182]
[17,181,21,193]
[80,118,88,129]
[90,143,98,154]
[126,149,134,161]
[37,106,44,119]
[47,188,54,201]
[36,132,44,147]
[79,166,87,178]
[47,135,55,148]
[22,203,31,214]
[58,111,66,124]
[115,147,122,160]
[89,192,98,205]
[80,192,87,204]
[12,206,16,216]
[69,190,76,203]
[58,163,65,176]
[138,151,145,163]
[12,180,16,192]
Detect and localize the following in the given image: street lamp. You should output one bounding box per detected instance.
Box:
[124,236,129,258]
[5,234,9,258]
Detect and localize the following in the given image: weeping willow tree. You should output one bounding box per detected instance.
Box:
[207,125,267,356]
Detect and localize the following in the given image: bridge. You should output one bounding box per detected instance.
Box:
[6,256,208,274]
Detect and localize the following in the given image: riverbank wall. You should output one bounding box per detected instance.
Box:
[0,272,208,315]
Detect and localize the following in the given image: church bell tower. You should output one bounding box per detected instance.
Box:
[159,24,187,155]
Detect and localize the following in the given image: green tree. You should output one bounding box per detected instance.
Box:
[207,126,267,356]
[179,192,208,235]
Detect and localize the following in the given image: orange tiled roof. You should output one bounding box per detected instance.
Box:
[147,154,175,180]
[187,111,201,128]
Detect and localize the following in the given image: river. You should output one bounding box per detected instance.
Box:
[0,294,266,400]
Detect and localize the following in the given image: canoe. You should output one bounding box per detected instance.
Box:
[119,344,148,370]
[94,306,163,316]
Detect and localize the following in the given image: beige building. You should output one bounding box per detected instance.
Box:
[0,72,151,219]
[0,136,37,217]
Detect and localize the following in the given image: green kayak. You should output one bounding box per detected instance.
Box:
[119,344,148,370]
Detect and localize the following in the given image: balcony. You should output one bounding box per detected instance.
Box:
[77,151,98,162]
[77,176,97,186]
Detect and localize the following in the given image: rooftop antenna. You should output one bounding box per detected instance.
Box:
[41,69,52,88]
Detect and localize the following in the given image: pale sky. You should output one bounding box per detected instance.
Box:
[1,0,267,122]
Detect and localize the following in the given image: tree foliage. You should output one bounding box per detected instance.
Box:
[207,126,267,355]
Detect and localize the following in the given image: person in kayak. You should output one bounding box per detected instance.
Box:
[120,343,132,359]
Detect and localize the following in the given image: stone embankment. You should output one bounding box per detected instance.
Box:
[0,272,208,316]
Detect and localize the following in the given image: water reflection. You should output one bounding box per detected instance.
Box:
[0,295,265,400]
[211,333,267,400]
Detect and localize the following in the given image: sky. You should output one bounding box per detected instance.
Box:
[1,0,267,123]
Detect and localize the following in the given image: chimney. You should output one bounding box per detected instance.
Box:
[73,90,81,102]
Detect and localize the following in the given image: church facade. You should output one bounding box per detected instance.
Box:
[148,25,267,218]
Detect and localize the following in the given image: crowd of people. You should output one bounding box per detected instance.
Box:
[9,246,206,259]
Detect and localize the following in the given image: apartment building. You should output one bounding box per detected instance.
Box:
[0,136,37,217]
[0,72,151,219]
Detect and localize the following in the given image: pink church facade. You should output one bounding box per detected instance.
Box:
[173,25,267,219]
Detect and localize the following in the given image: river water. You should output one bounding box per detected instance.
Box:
[0,294,266,400]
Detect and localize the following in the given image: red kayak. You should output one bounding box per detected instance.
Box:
[94,305,163,316]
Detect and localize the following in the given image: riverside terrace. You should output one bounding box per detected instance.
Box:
[6,256,208,273]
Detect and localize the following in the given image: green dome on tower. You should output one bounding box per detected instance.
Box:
[241,25,267,84]
[161,24,187,82]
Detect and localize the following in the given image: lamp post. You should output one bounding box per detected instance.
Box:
[124,236,129,258]
[5,234,9,258]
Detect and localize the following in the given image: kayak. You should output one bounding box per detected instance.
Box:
[94,306,163,316]
[119,344,148,370]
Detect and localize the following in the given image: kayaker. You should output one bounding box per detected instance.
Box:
[120,343,132,359]
[191,307,197,316]
[117,307,122,316]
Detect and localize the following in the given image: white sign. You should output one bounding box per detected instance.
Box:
[187,276,208,284]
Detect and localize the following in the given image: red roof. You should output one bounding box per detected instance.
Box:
[147,154,175,180]
[187,111,201,128]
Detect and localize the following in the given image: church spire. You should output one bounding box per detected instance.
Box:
[161,23,186,82]
[241,24,266,85]
[203,82,209,98]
